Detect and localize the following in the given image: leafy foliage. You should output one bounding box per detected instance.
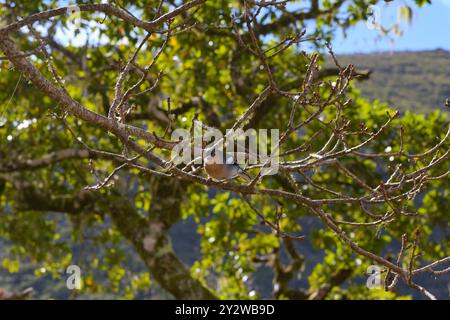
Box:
[0,0,448,300]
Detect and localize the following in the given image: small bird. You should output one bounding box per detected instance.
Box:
[204,148,252,181]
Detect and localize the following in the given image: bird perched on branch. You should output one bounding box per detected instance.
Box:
[204,148,252,181]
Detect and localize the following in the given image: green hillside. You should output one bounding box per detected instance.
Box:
[335,49,450,114]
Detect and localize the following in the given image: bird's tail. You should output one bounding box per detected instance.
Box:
[237,170,252,181]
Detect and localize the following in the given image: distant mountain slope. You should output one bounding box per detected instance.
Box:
[335,50,450,114]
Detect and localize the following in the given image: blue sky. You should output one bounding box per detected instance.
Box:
[332,0,450,53]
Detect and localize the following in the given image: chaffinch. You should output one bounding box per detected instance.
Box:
[204,148,251,181]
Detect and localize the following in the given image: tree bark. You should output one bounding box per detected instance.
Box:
[12,180,217,299]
